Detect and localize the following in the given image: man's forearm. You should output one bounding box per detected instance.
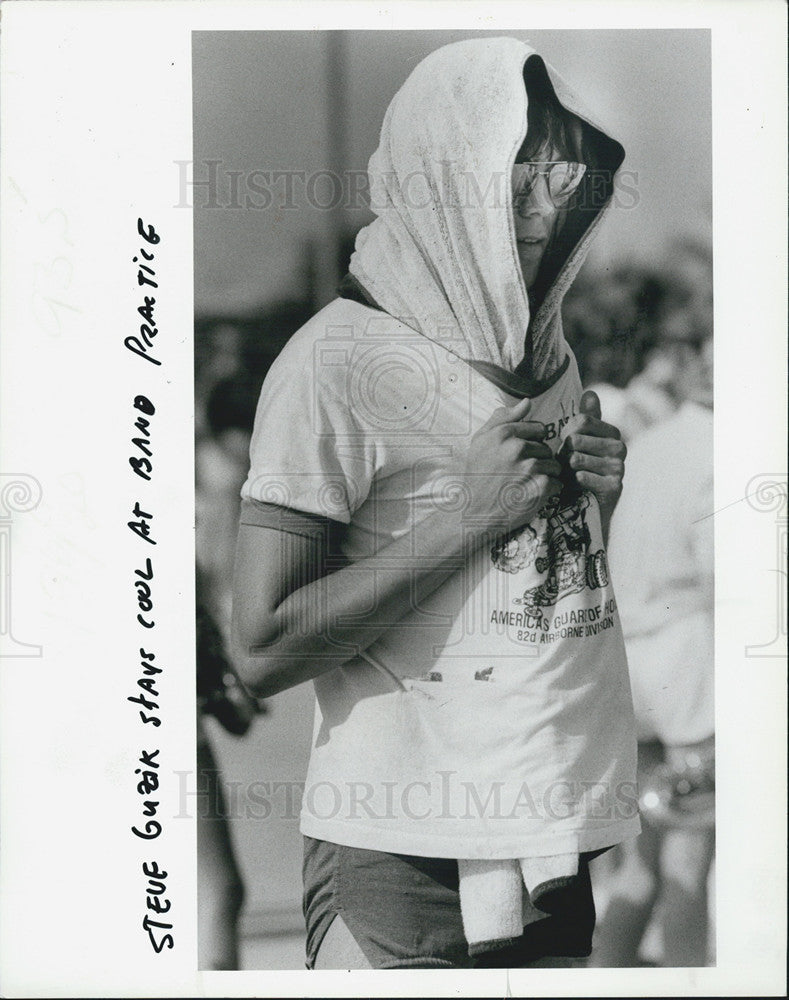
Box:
[235,399,563,696]
[234,507,491,697]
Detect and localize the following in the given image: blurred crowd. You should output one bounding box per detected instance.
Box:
[193,300,312,969]
[194,235,714,969]
[563,235,713,441]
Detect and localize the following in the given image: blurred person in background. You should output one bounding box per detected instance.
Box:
[614,239,712,445]
[564,264,671,442]
[193,300,313,969]
[196,568,261,969]
[197,375,265,631]
[194,319,246,438]
[196,375,268,968]
[564,237,712,446]
[590,306,714,967]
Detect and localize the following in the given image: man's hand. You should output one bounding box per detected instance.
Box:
[560,390,626,537]
[464,395,563,533]
[232,396,570,698]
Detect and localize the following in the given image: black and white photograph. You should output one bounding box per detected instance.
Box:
[193,27,716,972]
[0,3,786,997]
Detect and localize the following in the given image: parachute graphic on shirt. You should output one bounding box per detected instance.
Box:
[490,492,608,616]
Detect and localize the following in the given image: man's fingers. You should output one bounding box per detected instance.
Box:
[575,470,622,495]
[564,433,627,458]
[569,453,624,476]
[579,389,602,421]
[508,421,549,442]
[518,441,554,461]
[526,458,562,479]
[488,395,532,426]
[563,417,622,444]
[509,395,533,420]
[528,473,563,501]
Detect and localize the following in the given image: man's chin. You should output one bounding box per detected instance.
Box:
[517,254,539,289]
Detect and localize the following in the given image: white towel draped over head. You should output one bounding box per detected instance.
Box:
[349,37,624,379]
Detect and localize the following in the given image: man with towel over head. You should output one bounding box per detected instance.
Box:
[233,37,639,969]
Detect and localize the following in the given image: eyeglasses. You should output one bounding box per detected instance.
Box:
[512,161,587,211]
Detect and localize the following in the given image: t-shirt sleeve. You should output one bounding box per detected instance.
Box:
[239,498,334,538]
[240,350,376,524]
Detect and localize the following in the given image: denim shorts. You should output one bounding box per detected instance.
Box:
[303,836,596,969]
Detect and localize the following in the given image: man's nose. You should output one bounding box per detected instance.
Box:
[522,174,555,217]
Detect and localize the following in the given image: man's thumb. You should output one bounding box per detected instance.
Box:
[580,389,602,420]
[509,395,532,420]
[484,393,531,428]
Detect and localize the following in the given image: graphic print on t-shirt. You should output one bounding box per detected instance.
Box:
[491,491,608,620]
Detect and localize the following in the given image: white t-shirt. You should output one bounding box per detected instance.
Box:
[242,298,639,859]
[608,403,714,746]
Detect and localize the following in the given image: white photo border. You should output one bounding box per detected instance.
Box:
[0,2,786,997]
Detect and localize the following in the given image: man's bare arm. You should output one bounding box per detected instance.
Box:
[232,396,561,697]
